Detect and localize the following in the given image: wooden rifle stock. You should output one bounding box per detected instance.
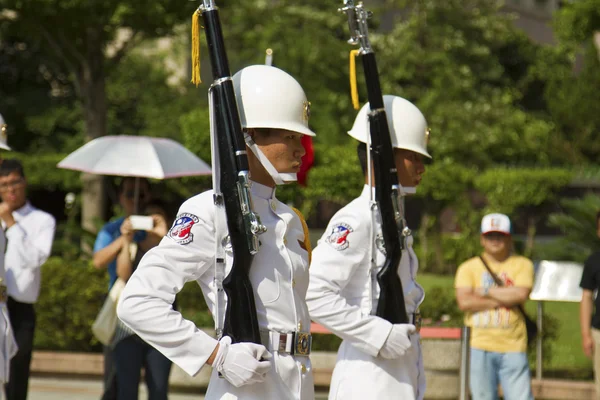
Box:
[200,2,262,344]
[341,1,409,324]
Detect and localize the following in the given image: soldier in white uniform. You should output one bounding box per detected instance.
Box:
[306,95,431,400]
[117,65,316,400]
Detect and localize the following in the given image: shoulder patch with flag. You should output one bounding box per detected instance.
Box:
[325,223,354,251]
[168,213,199,245]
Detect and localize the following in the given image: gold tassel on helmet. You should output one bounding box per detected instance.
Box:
[349,49,360,110]
[191,9,202,87]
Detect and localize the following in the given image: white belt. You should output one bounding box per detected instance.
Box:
[260,330,312,356]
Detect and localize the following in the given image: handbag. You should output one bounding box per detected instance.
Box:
[92,278,126,346]
[478,256,538,347]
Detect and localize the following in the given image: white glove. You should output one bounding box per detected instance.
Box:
[212,336,272,387]
[379,324,416,359]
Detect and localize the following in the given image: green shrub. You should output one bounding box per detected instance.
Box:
[311,333,342,352]
[527,308,559,365]
[35,257,107,352]
[34,256,214,352]
[419,286,463,327]
[177,281,213,328]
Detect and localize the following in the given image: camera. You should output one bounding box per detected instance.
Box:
[129,215,154,231]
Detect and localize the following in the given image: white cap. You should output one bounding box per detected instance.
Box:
[0,113,11,151]
[233,65,315,137]
[481,213,511,235]
[348,95,430,158]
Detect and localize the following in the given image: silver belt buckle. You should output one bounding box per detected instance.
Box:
[293,332,312,356]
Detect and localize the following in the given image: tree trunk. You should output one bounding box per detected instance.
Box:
[525,215,536,259]
[433,217,445,274]
[78,26,108,238]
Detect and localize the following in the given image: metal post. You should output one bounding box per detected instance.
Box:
[536,301,543,380]
[459,326,471,400]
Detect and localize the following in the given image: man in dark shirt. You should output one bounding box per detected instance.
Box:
[579,210,600,398]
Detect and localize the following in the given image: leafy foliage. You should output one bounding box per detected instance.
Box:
[419,286,463,327]
[378,0,569,167]
[35,256,216,352]
[553,0,600,45]
[294,144,363,218]
[0,0,598,279]
[539,194,600,263]
[35,257,106,352]
[474,167,573,215]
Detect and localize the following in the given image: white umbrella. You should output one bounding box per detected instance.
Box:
[58,135,212,213]
[57,135,211,179]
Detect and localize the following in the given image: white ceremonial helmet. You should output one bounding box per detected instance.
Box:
[232,65,315,185]
[348,95,430,158]
[0,113,11,151]
[233,65,315,137]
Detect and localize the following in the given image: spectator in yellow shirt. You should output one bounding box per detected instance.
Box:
[454,213,534,400]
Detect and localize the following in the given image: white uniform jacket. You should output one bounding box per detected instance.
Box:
[0,228,18,384]
[306,185,426,400]
[118,182,314,400]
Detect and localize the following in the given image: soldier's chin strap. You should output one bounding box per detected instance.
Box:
[244,133,297,185]
[401,185,416,195]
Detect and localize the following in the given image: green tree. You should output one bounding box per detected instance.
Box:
[369,0,573,270]
[415,162,477,271]
[474,167,573,257]
[0,0,191,233]
[554,0,600,46]
[542,194,600,263]
[546,0,600,163]
[378,0,568,166]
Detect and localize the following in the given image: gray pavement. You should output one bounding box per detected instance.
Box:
[28,377,203,400]
[27,376,328,400]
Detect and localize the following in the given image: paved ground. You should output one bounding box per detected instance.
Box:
[28,377,201,400]
[27,376,329,400]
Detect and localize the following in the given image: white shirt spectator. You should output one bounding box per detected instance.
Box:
[3,202,56,303]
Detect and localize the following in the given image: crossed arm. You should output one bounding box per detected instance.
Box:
[455,286,531,312]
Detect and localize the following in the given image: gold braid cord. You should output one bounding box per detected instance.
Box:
[292,207,312,265]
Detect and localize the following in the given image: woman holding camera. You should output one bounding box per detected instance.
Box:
[113,199,173,400]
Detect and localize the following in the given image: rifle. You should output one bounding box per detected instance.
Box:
[340,0,409,324]
[196,0,266,344]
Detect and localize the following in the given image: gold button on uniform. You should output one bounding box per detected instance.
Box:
[283,237,288,245]
[270,201,277,211]
[291,279,296,288]
[301,363,307,374]
[297,322,303,331]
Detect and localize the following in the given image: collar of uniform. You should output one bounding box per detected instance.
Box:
[250,180,276,200]
[360,184,376,200]
[12,201,33,220]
